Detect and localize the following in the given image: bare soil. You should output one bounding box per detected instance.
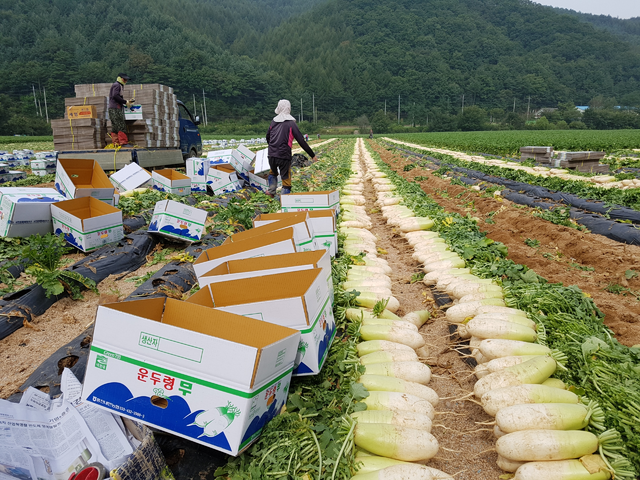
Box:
[358,148,501,480]
[369,139,640,347]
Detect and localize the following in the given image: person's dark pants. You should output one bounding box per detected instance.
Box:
[268,156,291,195]
[109,108,127,134]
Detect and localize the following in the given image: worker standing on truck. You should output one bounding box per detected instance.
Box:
[265,99,317,197]
[108,73,134,146]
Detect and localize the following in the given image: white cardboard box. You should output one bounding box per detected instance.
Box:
[82,297,301,456]
[0,188,66,237]
[207,165,243,195]
[186,158,216,193]
[149,200,207,243]
[124,104,143,120]
[31,159,57,170]
[207,148,254,179]
[152,169,191,196]
[193,228,298,280]
[280,190,340,215]
[55,159,115,204]
[230,213,315,253]
[247,171,281,192]
[110,163,152,193]
[253,148,269,175]
[51,196,124,252]
[188,268,335,376]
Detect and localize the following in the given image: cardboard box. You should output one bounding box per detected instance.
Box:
[229,214,315,253]
[186,158,215,192]
[0,171,27,183]
[0,188,66,237]
[55,159,115,204]
[51,196,124,252]
[82,297,301,456]
[193,228,298,280]
[253,148,269,175]
[207,165,243,195]
[67,105,97,119]
[280,190,340,214]
[152,169,191,196]
[124,104,143,120]
[110,163,152,193]
[31,159,57,170]
[253,211,336,256]
[247,170,281,192]
[188,268,336,376]
[149,200,207,243]
[207,148,254,179]
[31,168,57,177]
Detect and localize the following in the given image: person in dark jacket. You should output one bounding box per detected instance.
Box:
[108,73,134,146]
[265,99,317,196]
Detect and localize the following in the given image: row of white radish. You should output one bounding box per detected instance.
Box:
[340,139,454,480]
[347,140,619,480]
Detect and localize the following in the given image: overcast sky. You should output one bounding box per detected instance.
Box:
[533,0,639,19]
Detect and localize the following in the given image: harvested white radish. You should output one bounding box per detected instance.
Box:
[458,291,503,303]
[496,455,525,473]
[496,429,598,461]
[357,340,416,357]
[352,409,433,431]
[512,455,612,480]
[478,339,551,360]
[422,268,471,285]
[356,294,400,313]
[364,362,432,385]
[361,391,435,419]
[357,375,439,406]
[465,318,537,342]
[414,251,459,264]
[352,464,453,480]
[362,318,418,331]
[475,305,529,317]
[469,313,536,330]
[422,258,466,272]
[354,424,439,462]
[403,310,430,327]
[353,456,410,475]
[542,378,567,389]
[450,283,503,299]
[359,350,419,365]
[481,384,580,416]
[496,402,600,433]
[360,325,425,349]
[481,355,543,374]
[415,345,429,358]
[474,355,558,398]
[494,425,508,438]
[445,299,506,323]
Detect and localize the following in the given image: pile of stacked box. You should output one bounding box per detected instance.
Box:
[520,146,553,164]
[552,151,608,173]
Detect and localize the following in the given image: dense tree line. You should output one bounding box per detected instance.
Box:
[1,0,639,135]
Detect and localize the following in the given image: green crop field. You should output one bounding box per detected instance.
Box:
[390,130,640,157]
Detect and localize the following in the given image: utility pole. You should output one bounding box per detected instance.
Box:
[413,102,415,127]
[32,85,39,115]
[384,100,386,116]
[461,94,465,114]
[301,98,303,123]
[527,96,531,120]
[193,94,197,116]
[202,89,208,126]
[312,94,315,124]
[397,95,400,124]
[513,98,516,113]
[43,87,49,123]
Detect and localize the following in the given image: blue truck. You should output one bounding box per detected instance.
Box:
[57,99,203,171]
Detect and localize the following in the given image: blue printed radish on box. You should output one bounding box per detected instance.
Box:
[149,200,207,243]
[206,165,243,195]
[82,297,301,456]
[207,147,254,181]
[188,268,336,377]
[186,158,217,192]
[0,171,27,183]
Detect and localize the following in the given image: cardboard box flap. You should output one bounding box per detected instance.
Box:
[52,196,121,230]
[228,215,310,243]
[201,251,326,278]
[58,159,112,189]
[211,164,236,174]
[253,212,311,228]
[194,228,296,266]
[155,169,190,181]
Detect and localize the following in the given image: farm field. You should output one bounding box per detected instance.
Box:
[0,135,639,479]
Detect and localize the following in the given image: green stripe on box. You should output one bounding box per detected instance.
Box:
[154,212,205,227]
[90,345,293,399]
[1,202,14,236]
[300,295,331,335]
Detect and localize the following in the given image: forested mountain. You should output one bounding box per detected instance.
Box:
[1,0,640,134]
[549,7,640,46]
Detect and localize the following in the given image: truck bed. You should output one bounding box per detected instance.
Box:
[58,148,184,172]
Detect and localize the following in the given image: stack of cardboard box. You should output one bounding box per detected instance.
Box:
[552,151,608,173]
[520,146,553,164]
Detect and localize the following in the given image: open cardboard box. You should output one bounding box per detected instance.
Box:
[149,200,207,243]
[51,196,124,252]
[82,297,301,456]
[193,228,298,280]
[110,163,152,193]
[253,211,336,255]
[55,159,115,204]
[152,169,191,196]
[0,188,66,237]
[207,147,254,179]
[188,268,335,376]
[280,190,340,215]
[207,164,243,195]
[226,213,315,253]
[198,250,334,304]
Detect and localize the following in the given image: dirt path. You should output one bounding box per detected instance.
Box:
[369,140,640,347]
[356,140,501,480]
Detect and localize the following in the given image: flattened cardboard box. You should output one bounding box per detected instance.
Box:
[193,228,298,280]
[198,250,334,304]
[152,169,191,196]
[82,297,301,456]
[188,268,336,376]
[227,213,315,253]
[207,164,243,195]
[149,200,207,243]
[280,190,340,215]
[55,159,115,204]
[110,163,152,193]
[51,196,124,252]
[0,188,66,238]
